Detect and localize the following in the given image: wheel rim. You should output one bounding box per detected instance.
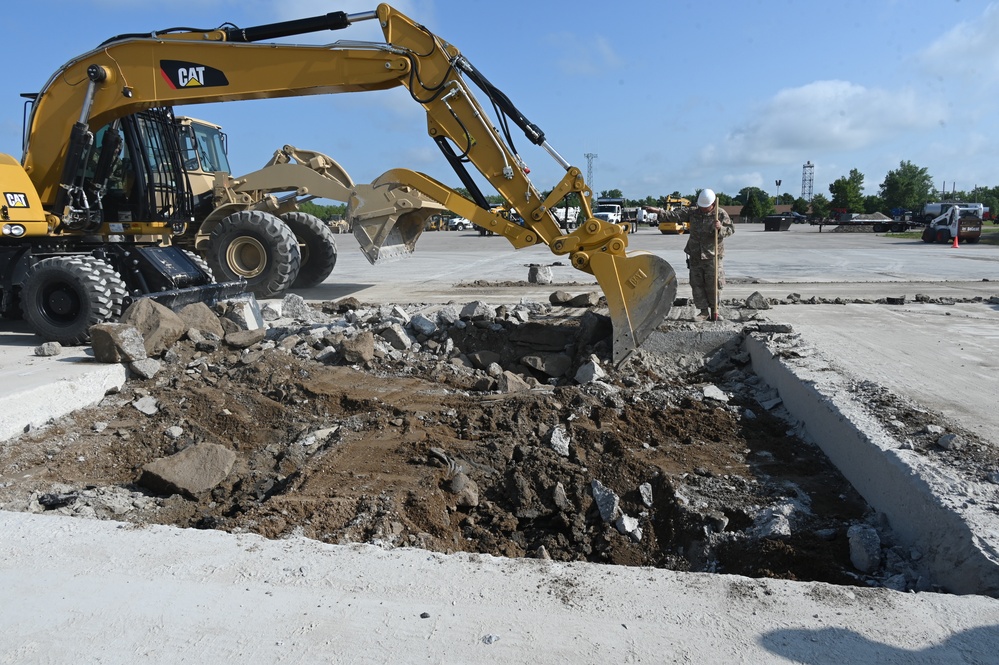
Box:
[226,237,267,278]
[40,282,83,323]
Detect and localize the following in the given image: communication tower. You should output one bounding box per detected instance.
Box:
[801,161,814,201]
[584,153,598,194]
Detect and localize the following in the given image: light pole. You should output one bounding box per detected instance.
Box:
[775,179,782,207]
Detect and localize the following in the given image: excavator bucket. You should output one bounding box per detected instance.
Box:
[587,251,677,366]
[349,181,447,264]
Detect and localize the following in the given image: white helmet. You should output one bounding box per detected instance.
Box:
[697,188,716,208]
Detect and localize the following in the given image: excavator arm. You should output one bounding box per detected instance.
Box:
[21,4,675,363]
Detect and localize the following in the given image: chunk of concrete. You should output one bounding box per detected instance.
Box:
[139,443,237,500]
[591,479,620,522]
[119,300,186,357]
[177,302,226,338]
[847,524,882,574]
[341,331,375,364]
[90,323,148,363]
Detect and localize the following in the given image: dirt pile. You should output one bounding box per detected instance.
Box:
[0,295,928,589]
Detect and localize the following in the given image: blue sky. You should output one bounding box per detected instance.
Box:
[4,0,997,204]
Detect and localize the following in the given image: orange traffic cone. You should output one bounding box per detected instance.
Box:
[952,234,960,248]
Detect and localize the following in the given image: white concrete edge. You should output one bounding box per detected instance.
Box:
[745,333,999,596]
[0,363,127,442]
[2,510,998,663]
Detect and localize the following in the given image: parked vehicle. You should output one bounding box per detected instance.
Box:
[447,217,473,231]
[593,198,624,224]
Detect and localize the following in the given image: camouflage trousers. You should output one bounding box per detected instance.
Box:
[688,257,725,312]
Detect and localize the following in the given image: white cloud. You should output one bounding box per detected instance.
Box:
[721,172,763,190]
[920,2,999,84]
[549,33,624,78]
[706,80,946,167]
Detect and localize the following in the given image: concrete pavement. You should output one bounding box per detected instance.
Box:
[3,510,998,664]
[1,224,998,662]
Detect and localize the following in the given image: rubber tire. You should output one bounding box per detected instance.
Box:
[182,250,216,282]
[890,223,904,233]
[281,212,338,289]
[966,236,980,244]
[936,229,950,243]
[21,256,127,345]
[921,227,935,243]
[206,210,301,298]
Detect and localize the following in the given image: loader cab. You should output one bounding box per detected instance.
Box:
[176,117,230,175]
[174,116,230,212]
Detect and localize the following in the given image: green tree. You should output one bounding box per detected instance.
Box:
[879,161,933,212]
[777,193,796,205]
[299,201,346,221]
[599,188,624,199]
[972,186,999,219]
[740,192,773,221]
[809,193,831,220]
[863,195,885,215]
[829,168,865,212]
[791,197,810,215]
[737,186,770,206]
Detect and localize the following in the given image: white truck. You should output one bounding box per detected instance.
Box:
[593,198,624,225]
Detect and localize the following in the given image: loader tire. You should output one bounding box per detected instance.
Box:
[921,227,935,243]
[936,229,950,243]
[281,212,338,289]
[21,256,127,345]
[206,210,301,299]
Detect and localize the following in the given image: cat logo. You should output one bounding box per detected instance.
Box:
[4,192,29,208]
[160,60,229,90]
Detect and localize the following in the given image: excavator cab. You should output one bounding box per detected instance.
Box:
[81,108,196,232]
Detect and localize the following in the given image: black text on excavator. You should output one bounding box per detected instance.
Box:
[3,4,676,361]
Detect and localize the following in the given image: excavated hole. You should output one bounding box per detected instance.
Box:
[0,301,922,590]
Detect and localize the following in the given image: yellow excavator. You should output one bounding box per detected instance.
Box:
[4,4,676,362]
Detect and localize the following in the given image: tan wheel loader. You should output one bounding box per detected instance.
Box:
[173,116,444,297]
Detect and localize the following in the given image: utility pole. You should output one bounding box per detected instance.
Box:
[584,153,598,195]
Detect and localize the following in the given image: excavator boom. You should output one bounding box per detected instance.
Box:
[20,4,676,362]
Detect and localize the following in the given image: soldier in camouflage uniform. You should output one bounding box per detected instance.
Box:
[658,188,735,320]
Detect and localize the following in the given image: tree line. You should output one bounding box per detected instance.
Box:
[599,161,995,221]
[293,160,989,224]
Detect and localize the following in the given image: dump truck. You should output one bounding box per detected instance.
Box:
[4,4,676,362]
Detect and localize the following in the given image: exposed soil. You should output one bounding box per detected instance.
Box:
[0,299,914,589]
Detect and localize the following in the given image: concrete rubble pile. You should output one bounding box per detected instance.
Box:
[7,288,960,593]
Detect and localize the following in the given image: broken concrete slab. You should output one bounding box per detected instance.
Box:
[119,300,186,357]
[746,332,999,595]
[139,443,236,499]
[90,323,148,363]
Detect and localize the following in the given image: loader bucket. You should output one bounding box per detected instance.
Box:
[349,182,446,264]
[586,250,677,366]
